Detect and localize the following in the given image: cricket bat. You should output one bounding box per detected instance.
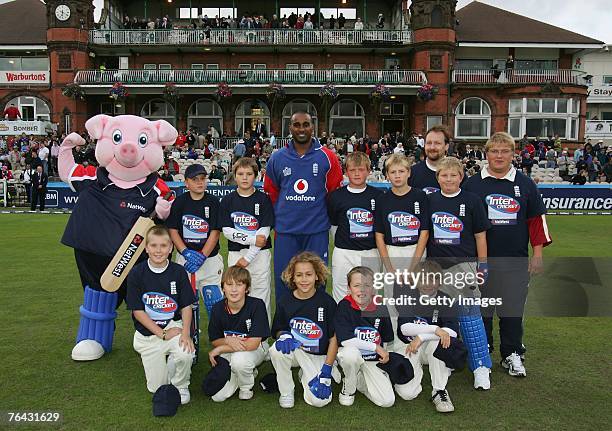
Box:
[190,272,200,365]
[100,192,173,292]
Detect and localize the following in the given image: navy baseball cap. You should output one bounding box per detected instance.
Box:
[259,372,279,394]
[433,337,468,370]
[152,384,181,417]
[201,356,231,396]
[377,352,415,385]
[185,164,207,179]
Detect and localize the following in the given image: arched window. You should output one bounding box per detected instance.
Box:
[187,99,223,135]
[454,97,491,139]
[6,95,50,121]
[282,99,318,138]
[329,99,364,137]
[140,99,175,125]
[235,99,270,137]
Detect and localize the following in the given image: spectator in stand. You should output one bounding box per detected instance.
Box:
[369,143,382,170]
[376,13,385,29]
[208,123,220,139]
[545,147,557,169]
[50,140,59,176]
[570,169,587,185]
[575,156,587,174]
[22,163,34,203]
[573,144,583,162]
[295,15,304,29]
[233,139,246,161]
[557,150,570,179]
[329,14,336,29]
[4,103,22,121]
[591,159,602,182]
[159,167,174,182]
[288,12,298,28]
[304,16,313,29]
[186,130,196,148]
[123,15,131,28]
[0,165,13,180]
[209,164,225,184]
[38,142,49,175]
[518,134,530,151]
[354,17,364,30]
[27,148,41,169]
[338,13,346,29]
[603,157,612,182]
[270,14,280,28]
[164,156,180,176]
[30,164,47,211]
[9,148,20,171]
[523,140,535,158]
[521,152,534,176]
[186,147,198,160]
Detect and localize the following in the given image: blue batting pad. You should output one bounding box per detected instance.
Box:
[76,286,118,352]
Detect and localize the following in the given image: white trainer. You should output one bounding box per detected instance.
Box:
[279,394,295,409]
[239,389,254,400]
[339,391,355,406]
[431,390,454,413]
[502,353,527,377]
[473,366,491,390]
[179,388,191,405]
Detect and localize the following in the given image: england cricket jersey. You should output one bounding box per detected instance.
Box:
[208,296,270,341]
[126,260,195,336]
[375,188,430,246]
[263,138,343,234]
[335,296,394,361]
[61,166,172,257]
[426,190,490,262]
[166,192,221,257]
[397,291,459,344]
[328,185,383,250]
[271,288,337,355]
[218,190,274,252]
[409,160,467,195]
[464,167,550,257]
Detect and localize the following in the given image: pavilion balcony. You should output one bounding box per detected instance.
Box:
[74,68,427,90]
[88,28,412,47]
[451,69,585,86]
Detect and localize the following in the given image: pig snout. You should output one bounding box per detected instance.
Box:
[115,142,141,167]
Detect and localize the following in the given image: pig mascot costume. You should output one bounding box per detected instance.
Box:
[59,114,177,361]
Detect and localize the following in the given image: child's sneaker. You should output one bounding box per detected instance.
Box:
[431,390,454,413]
[239,389,254,400]
[501,352,526,377]
[279,393,294,408]
[179,388,191,405]
[473,366,491,390]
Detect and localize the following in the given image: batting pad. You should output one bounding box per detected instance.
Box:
[458,305,492,371]
[76,286,118,352]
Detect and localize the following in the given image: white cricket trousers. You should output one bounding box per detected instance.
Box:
[336,346,395,407]
[394,339,451,400]
[331,247,381,303]
[269,346,337,408]
[212,344,267,402]
[228,249,272,321]
[176,253,224,297]
[133,320,194,393]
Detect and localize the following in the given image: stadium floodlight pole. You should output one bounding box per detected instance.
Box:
[144,0,147,20]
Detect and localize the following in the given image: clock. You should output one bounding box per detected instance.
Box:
[55,4,71,21]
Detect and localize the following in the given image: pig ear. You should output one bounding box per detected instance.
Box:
[153,120,178,147]
[85,114,112,140]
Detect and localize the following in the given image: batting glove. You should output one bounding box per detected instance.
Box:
[477,261,489,284]
[275,332,302,355]
[182,249,206,273]
[202,285,223,316]
[308,363,333,400]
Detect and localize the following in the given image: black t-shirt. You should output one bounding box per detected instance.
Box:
[218,190,274,252]
[334,297,394,361]
[166,191,220,257]
[271,289,337,355]
[409,160,441,194]
[328,185,383,250]
[396,291,459,344]
[126,260,195,336]
[464,169,546,257]
[208,296,271,341]
[374,188,430,246]
[426,190,490,261]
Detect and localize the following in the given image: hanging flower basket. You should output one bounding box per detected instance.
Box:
[215,82,233,101]
[109,82,129,100]
[266,82,286,102]
[62,83,86,101]
[319,83,339,100]
[163,82,180,102]
[416,83,438,102]
[370,83,391,102]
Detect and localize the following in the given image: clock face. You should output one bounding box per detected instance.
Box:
[55,4,71,21]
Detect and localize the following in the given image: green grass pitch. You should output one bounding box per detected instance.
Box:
[0,214,610,430]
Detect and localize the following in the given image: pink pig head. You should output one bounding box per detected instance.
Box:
[86,114,177,184]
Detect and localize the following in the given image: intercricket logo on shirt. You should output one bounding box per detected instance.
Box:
[290,317,322,353]
[432,212,464,245]
[423,186,440,195]
[388,211,420,243]
[486,194,520,225]
[231,212,259,232]
[354,326,381,359]
[223,331,247,338]
[346,208,374,238]
[142,292,178,321]
[182,214,209,243]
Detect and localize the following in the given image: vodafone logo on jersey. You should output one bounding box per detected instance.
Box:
[486,194,520,214]
[231,212,259,232]
[432,212,464,233]
[293,179,309,194]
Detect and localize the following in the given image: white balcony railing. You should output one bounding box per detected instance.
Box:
[89,29,412,46]
[586,120,612,138]
[452,69,584,85]
[74,69,427,86]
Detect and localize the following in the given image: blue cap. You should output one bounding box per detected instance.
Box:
[152,384,181,417]
[184,164,207,179]
[201,356,231,396]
